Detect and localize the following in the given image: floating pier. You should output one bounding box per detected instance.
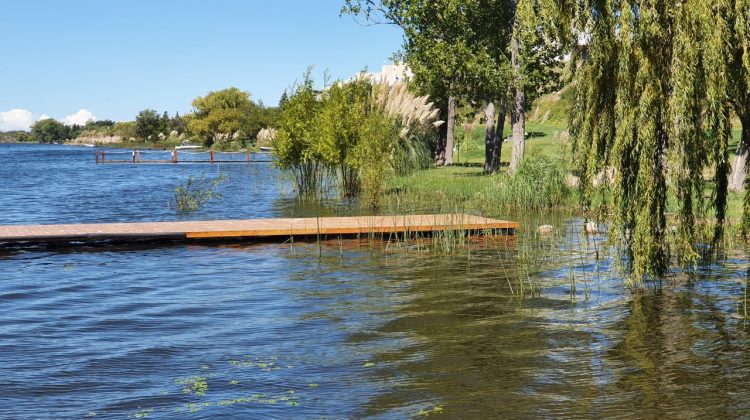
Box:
[0,214,517,246]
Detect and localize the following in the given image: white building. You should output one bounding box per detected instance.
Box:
[356,63,413,85]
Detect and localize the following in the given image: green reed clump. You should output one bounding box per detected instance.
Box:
[485,151,569,211]
[174,173,227,212]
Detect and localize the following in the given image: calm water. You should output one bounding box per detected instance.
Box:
[2,143,750,418]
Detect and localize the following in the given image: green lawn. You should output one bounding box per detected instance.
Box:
[391,118,748,225]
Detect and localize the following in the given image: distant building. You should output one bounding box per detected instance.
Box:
[356,63,413,85]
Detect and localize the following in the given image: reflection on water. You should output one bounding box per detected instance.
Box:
[2,144,750,418]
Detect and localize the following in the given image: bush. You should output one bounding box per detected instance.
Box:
[173,174,227,212]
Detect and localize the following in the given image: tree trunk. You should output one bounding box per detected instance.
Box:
[435,115,447,165]
[493,107,506,172]
[509,29,525,174]
[484,102,496,173]
[444,93,456,166]
[729,112,750,192]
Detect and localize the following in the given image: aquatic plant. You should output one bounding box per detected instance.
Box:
[176,375,208,396]
[173,173,227,212]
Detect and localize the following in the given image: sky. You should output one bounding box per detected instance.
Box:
[0,0,404,130]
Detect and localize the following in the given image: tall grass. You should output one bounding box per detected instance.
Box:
[385,152,573,217]
[485,151,569,211]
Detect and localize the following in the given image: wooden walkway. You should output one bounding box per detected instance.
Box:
[0,214,517,245]
[95,149,273,164]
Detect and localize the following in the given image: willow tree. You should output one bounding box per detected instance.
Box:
[569,0,748,283]
[728,1,750,194]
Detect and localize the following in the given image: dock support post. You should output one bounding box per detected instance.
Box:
[210,149,215,164]
[95,150,99,163]
[136,149,141,163]
[246,149,250,162]
[172,148,178,163]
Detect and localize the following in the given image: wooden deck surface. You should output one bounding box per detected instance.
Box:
[0,214,517,245]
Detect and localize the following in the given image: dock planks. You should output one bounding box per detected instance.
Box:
[0,214,517,245]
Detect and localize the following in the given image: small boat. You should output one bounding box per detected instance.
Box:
[259,146,273,152]
[175,142,202,150]
[82,144,96,147]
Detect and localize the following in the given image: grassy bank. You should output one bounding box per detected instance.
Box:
[388,114,747,232]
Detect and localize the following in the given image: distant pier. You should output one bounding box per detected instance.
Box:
[95,148,273,164]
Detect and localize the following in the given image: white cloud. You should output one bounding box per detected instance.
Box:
[38,114,51,121]
[63,109,96,126]
[0,109,34,131]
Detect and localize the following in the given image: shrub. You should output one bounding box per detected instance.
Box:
[173,174,227,212]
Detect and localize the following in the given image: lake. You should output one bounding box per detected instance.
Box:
[2,143,750,418]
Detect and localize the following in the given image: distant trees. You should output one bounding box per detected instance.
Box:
[135,109,168,141]
[112,121,137,139]
[189,88,257,146]
[0,131,30,143]
[6,89,279,146]
[29,118,70,143]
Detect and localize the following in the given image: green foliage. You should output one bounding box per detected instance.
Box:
[274,69,439,204]
[568,0,749,284]
[113,121,137,139]
[189,87,264,146]
[29,118,70,143]
[0,130,30,143]
[173,174,226,213]
[273,70,325,195]
[135,109,167,141]
[315,79,371,196]
[176,376,208,396]
[488,151,569,210]
[351,112,401,208]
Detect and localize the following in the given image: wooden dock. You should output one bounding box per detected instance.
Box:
[95,149,273,164]
[0,214,517,246]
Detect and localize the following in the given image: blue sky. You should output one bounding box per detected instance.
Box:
[0,0,403,129]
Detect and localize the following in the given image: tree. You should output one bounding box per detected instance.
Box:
[29,118,69,143]
[113,121,137,140]
[273,69,440,201]
[726,1,750,193]
[568,0,749,283]
[189,87,258,146]
[343,0,561,171]
[344,1,491,166]
[273,71,324,194]
[315,78,371,196]
[135,109,164,141]
[170,111,187,134]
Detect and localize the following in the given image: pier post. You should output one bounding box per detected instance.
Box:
[246,149,250,162]
[172,148,178,163]
[136,149,141,163]
[95,150,99,163]
[210,149,215,164]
